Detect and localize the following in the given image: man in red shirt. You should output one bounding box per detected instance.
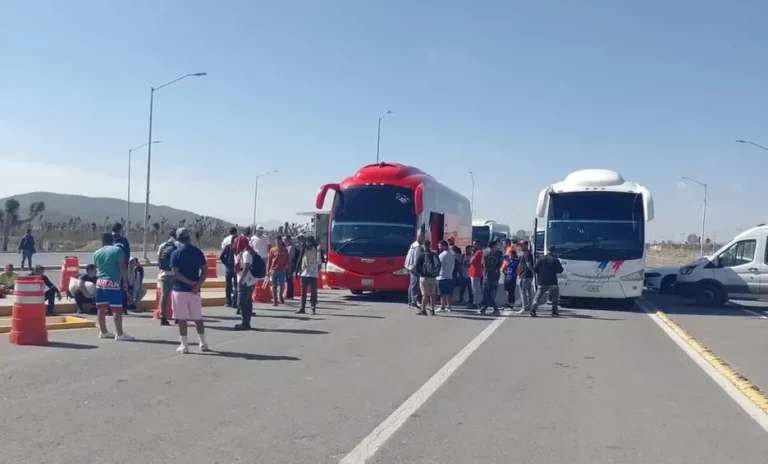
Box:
[267,237,290,306]
[468,241,484,309]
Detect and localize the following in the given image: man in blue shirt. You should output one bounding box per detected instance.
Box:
[170,228,209,354]
[18,229,36,270]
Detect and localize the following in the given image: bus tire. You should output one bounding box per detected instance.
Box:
[694,281,726,308]
[350,289,364,295]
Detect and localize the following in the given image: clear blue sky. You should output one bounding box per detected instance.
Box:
[1,0,766,241]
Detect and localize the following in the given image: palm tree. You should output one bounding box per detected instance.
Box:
[1,199,45,251]
[91,222,98,239]
[102,216,110,231]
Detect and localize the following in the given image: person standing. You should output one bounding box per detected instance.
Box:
[404,231,425,309]
[266,236,290,306]
[93,233,133,340]
[126,257,145,309]
[221,226,237,252]
[436,240,455,313]
[516,240,536,315]
[219,240,237,309]
[468,241,484,310]
[249,225,270,260]
[530,245,564,317]
[414,239,441,316]
[18,229,36,271]
[480,241,503,315]
[296,236,320,315]
[169,228,209,353]
[457,246,473,305]
[156,230,178,326]
[112,223,131,314]
[284,235,299,300]
[234,242,258,330]
[502,249,520,309]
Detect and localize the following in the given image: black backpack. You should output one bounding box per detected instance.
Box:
[248,250,266,279]
[158,241,177,271]
[422,252,442,278]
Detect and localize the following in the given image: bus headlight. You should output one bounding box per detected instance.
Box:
[620,270,645,281]
[326,262,345,273]
[392,268,410,276]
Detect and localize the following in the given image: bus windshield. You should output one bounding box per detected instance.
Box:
[472,226,490,247]
[330,185,416,257]
[547,192,644,261]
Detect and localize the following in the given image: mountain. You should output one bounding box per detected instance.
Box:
[0,192,231,227]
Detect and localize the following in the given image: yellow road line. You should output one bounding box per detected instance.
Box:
[639,298,768,415]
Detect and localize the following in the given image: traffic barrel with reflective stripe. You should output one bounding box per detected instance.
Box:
[153,287,173,320]
[59,255,80,294]
[205,253,218,279]
[9,276,48,345]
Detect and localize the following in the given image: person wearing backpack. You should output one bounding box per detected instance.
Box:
[414,239,441,316]
[156,230,178,326]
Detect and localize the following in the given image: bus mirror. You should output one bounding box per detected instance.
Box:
[414,185,424,214]
[315,183,341,209]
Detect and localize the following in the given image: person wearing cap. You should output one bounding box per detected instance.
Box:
[169,227,209,354]
[250,225,270,259]
[0,264,19,298]
[157,229,178,325]
[93,233,133,340]
[516,239,536,314]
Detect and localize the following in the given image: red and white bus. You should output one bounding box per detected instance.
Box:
[315,162,472,294]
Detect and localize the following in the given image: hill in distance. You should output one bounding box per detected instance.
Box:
[0,192,237,228]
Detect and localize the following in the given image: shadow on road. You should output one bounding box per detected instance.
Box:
[643,293,765,317]
[343,291,407,304]
[208,326,330,335]
[195,351,300,361]
[45,341,99,350]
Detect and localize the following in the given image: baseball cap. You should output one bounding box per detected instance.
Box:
[176,227,191,240]
[256,225,265,231]
[518,239,528,246]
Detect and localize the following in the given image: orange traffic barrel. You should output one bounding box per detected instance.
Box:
[205,253,218,279]
[152,287,173,320]
[59,256,80,292]
[252,279,272,303]
[9,276,47,345]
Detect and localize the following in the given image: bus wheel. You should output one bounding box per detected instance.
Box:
[695,282,726,308]
[350,289,364,295]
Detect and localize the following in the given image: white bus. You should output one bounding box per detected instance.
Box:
[472,220,511,248]
[535,169,654,303]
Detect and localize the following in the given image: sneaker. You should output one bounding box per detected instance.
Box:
[435,307,447,314]
[199,343,210,352]
[160,317,170,326]
[491,309,501,316]
[98,331,115,339]
[515,308,527,315]
[295,309,306,314]
[234,323,251,331]
[115,333,135,341]
[530,310,538,317]
[311,308,316,315]
[177,344,189,354]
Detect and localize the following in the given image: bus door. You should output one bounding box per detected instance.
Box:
[429,212,444,251]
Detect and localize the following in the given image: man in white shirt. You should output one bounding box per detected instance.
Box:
[436,240,456,313]
[404,231,425,309]
[234,248,257,331]
[250,225,270,259]
[221,227,237,251]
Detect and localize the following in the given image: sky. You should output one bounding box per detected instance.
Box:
[1,0,766,241]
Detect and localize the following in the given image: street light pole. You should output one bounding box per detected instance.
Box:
[681,176,707,257]
[141,72,206,260]
[375,110,393,163]
[127,141,161,227]
[735,139,768,152]
[252,170,278,230]
[469,171,475,216]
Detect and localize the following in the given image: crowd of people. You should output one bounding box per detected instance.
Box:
[404,233,563,317]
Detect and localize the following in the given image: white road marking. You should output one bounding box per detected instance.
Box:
[736,307,768,319]
[338,313,509,464]
[637,299,768,433]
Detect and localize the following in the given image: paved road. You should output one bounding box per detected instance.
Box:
[1,292,767,463]
[643,292,768,398]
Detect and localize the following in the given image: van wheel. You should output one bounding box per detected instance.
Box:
[660,275,676,294]
[695,282,726,308]
[350,289,364,295]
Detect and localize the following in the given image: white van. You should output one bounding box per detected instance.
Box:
[676,225,768,307]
